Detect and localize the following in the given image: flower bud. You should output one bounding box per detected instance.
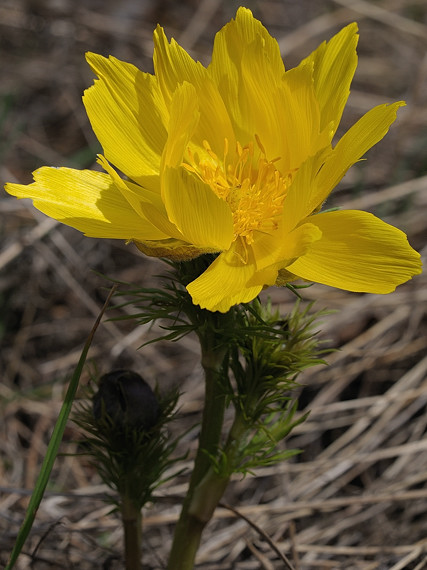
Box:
[93,370,159,431]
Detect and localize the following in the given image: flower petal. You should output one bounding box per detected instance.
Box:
[273,62,329,172]
[316,102,405,205]
[212,10,329,171]
[302,23,358,133]
[187,240,263,312]
[209,7,285,130]
[163,166,234,251]
[98,155,184,240]
[84,53,168,187]
[5,167,167,240]
[192,78,236,158]
[160,82,234,250]
[154,29,235,157]
[281,148,331,233]
[252,222,322,270]
[287,210,422,293]
[233,45,321,171]
[153,23,211,108]
[282,101,404,232]
[161,81,199,169]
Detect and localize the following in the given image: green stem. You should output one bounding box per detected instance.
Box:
[189,410,249,520]
[167,329,228,570]
[121,494,142,570]
[168,409,250,570]
[193,341,228,484]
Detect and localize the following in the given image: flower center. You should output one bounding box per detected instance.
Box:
[183,137,290,245]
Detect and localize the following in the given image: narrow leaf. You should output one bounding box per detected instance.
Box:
[6,285,117,570]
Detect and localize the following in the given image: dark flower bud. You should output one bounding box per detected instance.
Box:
[93,370,159,431]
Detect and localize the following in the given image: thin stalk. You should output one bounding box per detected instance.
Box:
[188,410,249,522]
[167,330,228,570]
[192,339,228,485]
[121,494,142,570]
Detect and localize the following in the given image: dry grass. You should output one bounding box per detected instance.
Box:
[1,0,426,568]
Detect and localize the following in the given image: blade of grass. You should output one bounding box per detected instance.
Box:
[6,284,118,569]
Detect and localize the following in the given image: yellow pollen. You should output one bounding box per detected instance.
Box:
[183,137,290,246]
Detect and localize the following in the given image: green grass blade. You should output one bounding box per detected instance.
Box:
[6,285,117,569]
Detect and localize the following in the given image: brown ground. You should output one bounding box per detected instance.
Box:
[1,0,427,568]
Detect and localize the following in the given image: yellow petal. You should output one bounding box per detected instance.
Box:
[233,5,287,69]
[192,78,236,158]
[187,241,263,312]
[154,32,235,158]
[281,148,332,233]
[162,82,199,169]
[252,222,322,270]
[302,23,358,133]
[208,7,285,142]
[283,101,405,232]
[287,210,422,293]
[153,25,206,105]
[273,62,327,172]
[163,166,234,251]
[84,53,168,187]
[316,102,405,205]
[5,167,167,240]
[233,47,313,169]
[212,10,328,171]
[97,155,184,240]
[160,82,234,250]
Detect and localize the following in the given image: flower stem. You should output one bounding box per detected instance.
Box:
[167,329,228,570]
[121,494,142,570]
[188,410,249,520]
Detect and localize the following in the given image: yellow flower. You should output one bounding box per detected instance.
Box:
[5,8,422,312]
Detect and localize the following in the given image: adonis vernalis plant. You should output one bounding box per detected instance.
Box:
[5,7,422,570]
[5,7,421,312]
